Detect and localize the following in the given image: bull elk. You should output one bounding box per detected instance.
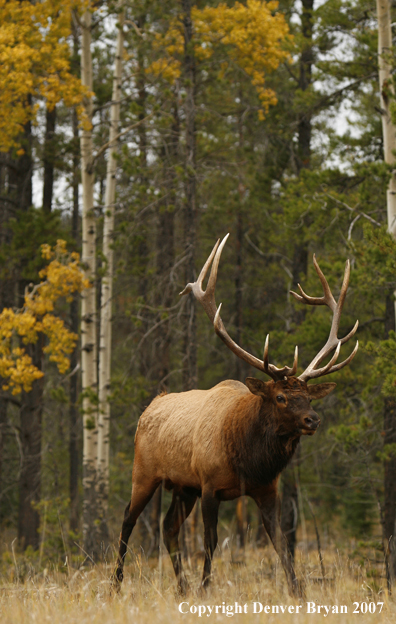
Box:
[113,234,358,596]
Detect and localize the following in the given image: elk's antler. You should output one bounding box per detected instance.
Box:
[291,255,359,382]
[180,234,298,382]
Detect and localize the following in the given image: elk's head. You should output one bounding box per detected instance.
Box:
[180,234,359,434]
[245,376,336,437]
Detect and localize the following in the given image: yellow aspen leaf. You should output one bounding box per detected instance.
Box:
[0,240,89,394]
[148,0,291,118]
[0,0,90,151]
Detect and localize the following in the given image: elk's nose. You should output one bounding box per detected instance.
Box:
[304,414,320,429]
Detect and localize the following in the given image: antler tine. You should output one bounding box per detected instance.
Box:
[180,234,229,323]
[300,340,359,381]
[312,254,337,311]
[326,340,359,374]
[340,319,359,344]
[290,345,298,376]
[290,283,326,306]
[296,255,359,382]
[300,341,341,381]
[206,233,229,296]
[290,255,337,310]
[263,335,299,379]
[179,237,221,298]
[336,258,351,314]
[196,237,221,290]
[327,259,351,344]
[263,334,269,371]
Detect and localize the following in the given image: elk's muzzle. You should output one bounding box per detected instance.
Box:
[301,411,320,435]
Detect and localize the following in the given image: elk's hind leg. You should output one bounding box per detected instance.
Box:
[201,490,220,590]
[163,487,197,595]
[113,479,160,589]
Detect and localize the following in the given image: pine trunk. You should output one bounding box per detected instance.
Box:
[148,103,179,555]
[42,107,56,213]
[18,340,44,550]
[13,114,43,551]
[181,0,197,392]
[0,397,7,525]
[69,104,80,534]
[280,0,314,560]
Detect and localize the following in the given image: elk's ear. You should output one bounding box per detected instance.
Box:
[308,382,336,400]
[245,377,270,397]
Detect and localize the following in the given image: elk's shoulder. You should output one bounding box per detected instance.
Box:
[211,379,249,393]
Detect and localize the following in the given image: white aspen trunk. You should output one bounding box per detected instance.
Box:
[80,6,99,558]
[97,9,124,540]
[377,0,396,240]
[376,0,396,590]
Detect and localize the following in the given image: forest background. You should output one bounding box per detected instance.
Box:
[1,0,396,592]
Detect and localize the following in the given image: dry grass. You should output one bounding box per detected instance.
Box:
[0,543,395,623]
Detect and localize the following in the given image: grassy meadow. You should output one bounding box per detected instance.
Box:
[0,532,395,624]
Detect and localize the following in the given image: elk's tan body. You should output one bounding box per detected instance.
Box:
[135,380,256,497]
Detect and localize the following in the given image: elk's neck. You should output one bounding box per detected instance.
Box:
[224,396,300,487]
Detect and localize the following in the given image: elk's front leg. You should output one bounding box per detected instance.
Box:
[201,490,220,589]
[253,488,303,598]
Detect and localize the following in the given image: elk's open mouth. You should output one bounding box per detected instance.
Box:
[301,427,317,436]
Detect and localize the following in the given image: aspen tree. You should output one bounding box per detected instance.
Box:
[377,0,396,241]
[376,0,396,586]
[97,6,125,542]
[80,4,99,558]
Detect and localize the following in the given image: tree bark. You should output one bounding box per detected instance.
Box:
[80,5,99,559]
[42,107,56,213]
[235,207,243,382]
[384,289,396,585]
[0,397,7,524]
[377,0,396,241]
[156,100,178,392]
[297,0,314,172]
[8,117,33,221]
[18,340,44,550]
[12,112,41,551]
[376,0,396,586]
[181,0,197,392]
[281,0,314,560]
[97,6,124,545]
[69,102,80,534]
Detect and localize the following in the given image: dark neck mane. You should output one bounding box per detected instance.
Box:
[224,396,300,487]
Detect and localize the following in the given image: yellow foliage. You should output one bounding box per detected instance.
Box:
[0,0,89,151]
[0,240,89,394]
[148,0,290,116]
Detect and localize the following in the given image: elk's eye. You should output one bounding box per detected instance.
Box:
[276,395,285,403]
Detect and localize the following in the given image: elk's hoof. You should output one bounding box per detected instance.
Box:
[110,569,123,595]
[177,576,190,597]
[290,578,305,600]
